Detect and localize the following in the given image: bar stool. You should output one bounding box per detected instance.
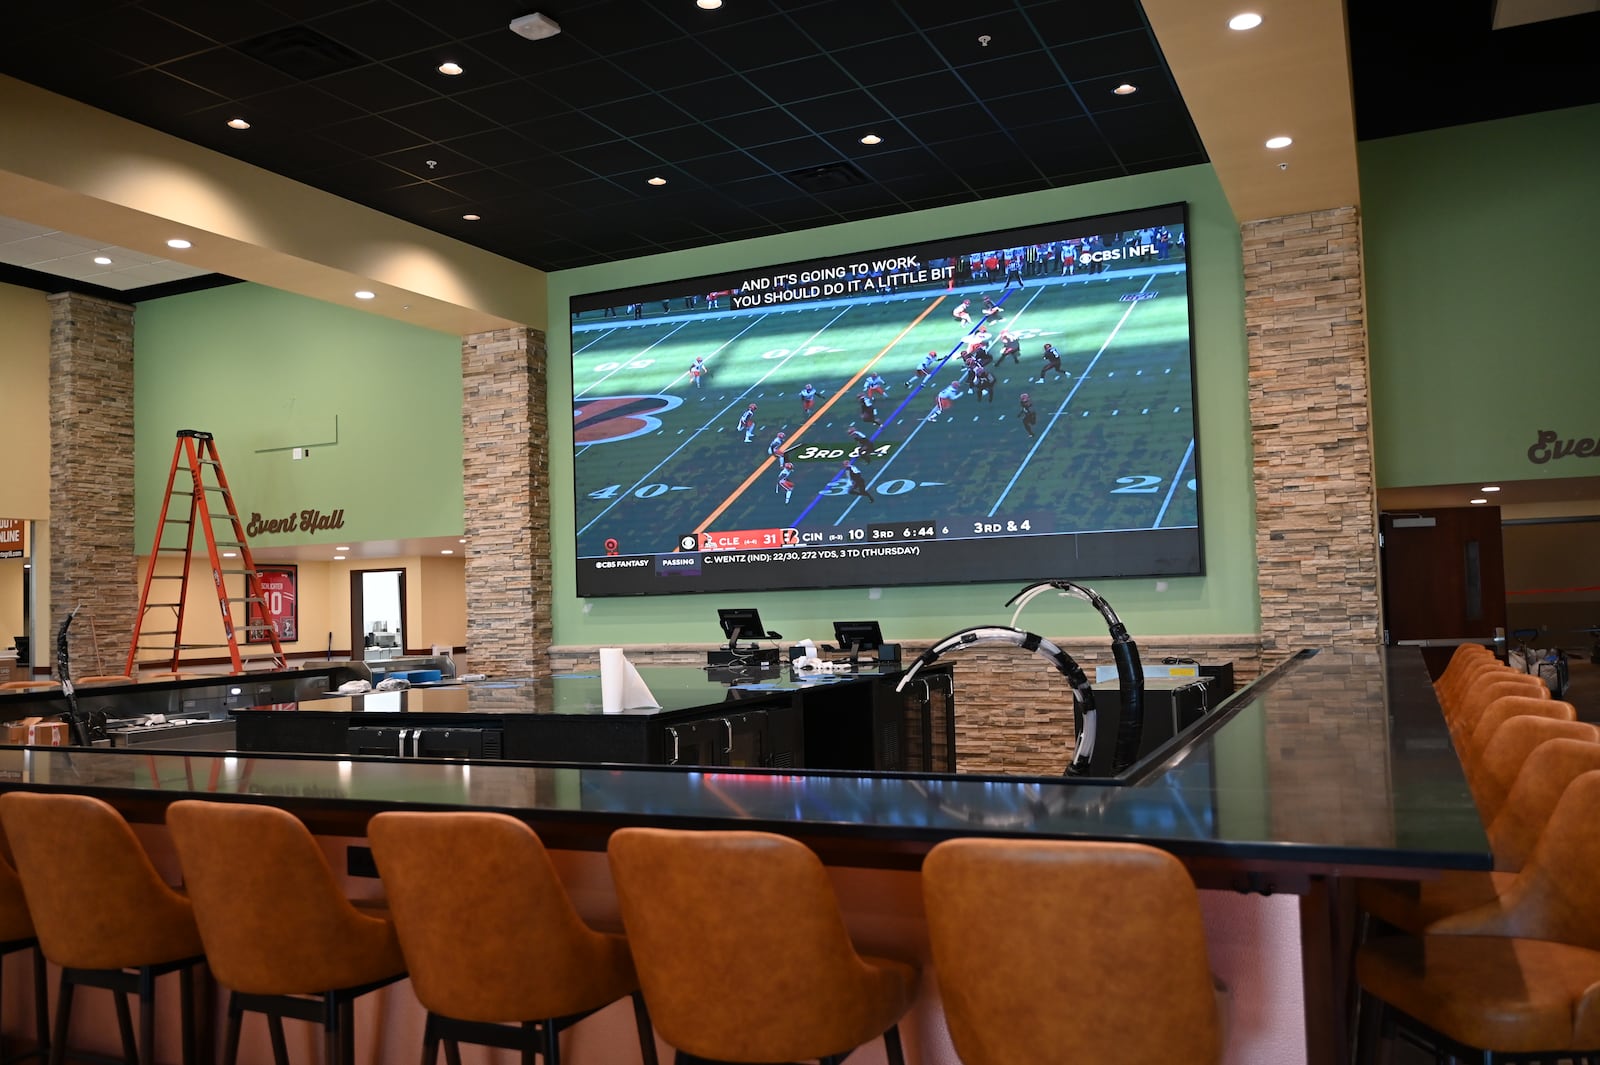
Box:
[922,838,1222,1065]
[1358,770,1600,1060]
[166,800,406,1065]
[1447,674,1548,736]
[1360,733,1600,935]
[368,811,658,1064]
[1433,643,1492,699]
[607,828,918,1065]
[1471,715,1598,825]
[0,827,48,1065]
[1461,694,1573,771]
[0,792,206,1065]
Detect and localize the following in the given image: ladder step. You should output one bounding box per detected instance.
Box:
[156,547,192,553]
[138,629,180,636]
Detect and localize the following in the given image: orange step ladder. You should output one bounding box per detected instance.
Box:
[126,430,286,676]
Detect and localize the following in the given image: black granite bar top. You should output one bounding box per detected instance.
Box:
[0,646,1486,875]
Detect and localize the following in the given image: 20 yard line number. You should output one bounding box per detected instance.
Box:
[1112,476,1198,493]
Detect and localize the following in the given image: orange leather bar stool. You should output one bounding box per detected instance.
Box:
[1359,732,1600,935]
[1358,770,1600,1061]
[922,838,1222,1065]
[608,828,918,1065]
[1437,657,1516,715]
[1447,673,1548,736]
[0,827,48,1065]
[0,792,206,1065]
[1433,643,1493,700]
[73,676,134,686]
[1472,715,1598,825]
[368,811,658,1064]
[166,800,406,1065]
[1461,694,1574,774]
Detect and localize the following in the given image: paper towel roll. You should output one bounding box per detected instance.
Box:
[600,647,626,713]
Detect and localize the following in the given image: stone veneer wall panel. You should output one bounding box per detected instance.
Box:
[1242,207,1380,665]
[48,292,136,676]
[462,327,551,676]
[551,635,1261,776]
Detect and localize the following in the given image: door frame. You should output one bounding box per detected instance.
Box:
[350,568,409,657]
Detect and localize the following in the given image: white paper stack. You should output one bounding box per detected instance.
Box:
[599,647,660,713]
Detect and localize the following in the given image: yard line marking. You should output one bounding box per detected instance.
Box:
[577,307,850,538]
[1153,438,1196,528]
[987,272,1160,516]
[694,297,948,535]
[573,319,698,398]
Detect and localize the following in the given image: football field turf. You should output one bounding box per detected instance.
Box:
[571,266,1197,561]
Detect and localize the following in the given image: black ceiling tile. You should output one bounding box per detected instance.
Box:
[98,69,225,121]
[784,92,893,134]
[1007,115,1106,157]
[142,0,294,46]
[956,53,1064,99]
[545,2,685,54]
[701,16,820,69]
[879,170,971,203]
[813,183,906,212]
[316,114,431,156]
[225,127,358,173]
[1051,30,1162,83]
[986,86,1087,125]
[1035,138,1120,179]
[963,173,1051,197]
[613,41,733,90]
[1077,71,1175,112]
[937,131,1033,174]
[158,47,298,99]
[851,146,947,182]
[791,0,914,51]
[364,180,469,216]
[80,6,217,64]
[922,11,1038,63]
[709,107,810,145]
[646,0,787,32]
[0,42,143,94]
[243,83,368,128]
[457,26,602,76]
[673,152,775,184]
[439,127,539,168]
[307,2,448,62]
[870,73,978,116]
[583,95,696,140]
[501,154,599,187]
[263,0,369,21]
[1095,102,1202,164]
[1021,0,1148,46]
[561,138,663,176]
[746,137,841,174]
[722,174,808,206]
[632,123,737,162]
[749,198,843,226]
[435,168,529,202]
[379,143,478,180]
[384,97,500,141]
[743,56,857,102]
[895,105,1000,146]
[315,63,436,114]
[662,76,774,120]
[6,1,127,41]
[830,35,947,87]
[550,178,642,210]
[539,64,653,110]
[307,155,421,194]
[449,79,565,128]
[514,111,618,152]
[905,189,977,211]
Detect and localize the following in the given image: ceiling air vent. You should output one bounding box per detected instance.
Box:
[786,162,868,194]
[237,27,368,80]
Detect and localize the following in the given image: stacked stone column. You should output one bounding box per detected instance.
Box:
[48,292,137,677]
[461,326,551,676]
[1242,207,1381,664]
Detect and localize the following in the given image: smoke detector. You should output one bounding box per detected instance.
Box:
[509,12,561,40]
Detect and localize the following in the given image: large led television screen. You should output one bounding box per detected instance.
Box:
[570,203,1202,598]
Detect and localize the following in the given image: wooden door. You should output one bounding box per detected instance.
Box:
[1381,507,1507,644]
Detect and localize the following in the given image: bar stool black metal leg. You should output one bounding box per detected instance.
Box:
[883,1024,906,1065]
[112,987,137,1064]
[631,991,658,1065]
[47,977,72,1065]
[221,994,243,1065]
[32,947,49,1065]
[442,1038,462,1065]
[178,966,195,1065]
[542,1019,560,1064]
[420,1015,440,1065]
[139,967,156,1065]
[266,1013,288,1065]
[340,997,355,1065]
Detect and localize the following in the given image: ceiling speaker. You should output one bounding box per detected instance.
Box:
[509,12,562,40]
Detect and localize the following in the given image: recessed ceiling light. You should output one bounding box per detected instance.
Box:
[438,61,464,76]
[1265,136,1293,150]
[222,552,237,558]
[1470,498,1489,505]
[93,256,112,265]
[1481,485,1501,492]
[441,549,454,555]
[1229,12,1263,30]
[227,117,251,130]
[354,290,376,300]
[167,238,191,249]
[1112,83,1138,96]
[333,554,346,560]
[647,176,668,186]
[336,546,350,551]
[859,133,882,145]
[458,538,467,544]
[462,213,481,221]
[697,0,723,8]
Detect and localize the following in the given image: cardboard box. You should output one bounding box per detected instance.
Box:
[2,717,70,746]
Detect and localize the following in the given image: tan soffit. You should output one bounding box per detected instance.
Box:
[1141,0,1361,223]
[0,76,545,335]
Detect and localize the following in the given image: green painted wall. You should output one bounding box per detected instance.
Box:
[1362,103,1600,488]
[546,164,1259,645]
[134,284,464,551]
